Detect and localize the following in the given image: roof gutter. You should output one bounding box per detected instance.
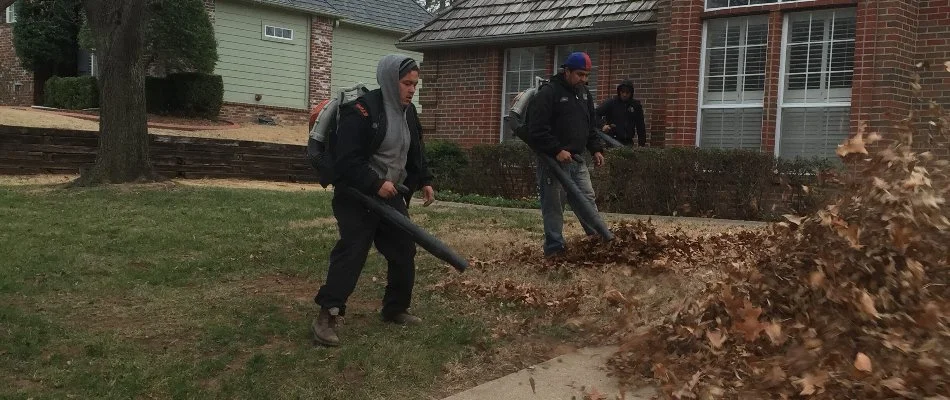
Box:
[338,19,411,35]
[396,22,659,52]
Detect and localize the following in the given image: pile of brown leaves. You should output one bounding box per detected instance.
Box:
[609,85,950,397]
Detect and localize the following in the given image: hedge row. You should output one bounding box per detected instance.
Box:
[425,141,837,221]
[44,73,223,119]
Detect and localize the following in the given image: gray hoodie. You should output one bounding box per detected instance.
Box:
[369,54,415,185]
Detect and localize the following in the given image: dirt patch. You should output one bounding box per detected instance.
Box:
[236,273,319,306]
[0,174,76,186]
[174,178,326,192]
[70,110,234,127]
[1,106,308,145]
[0,107,99,131]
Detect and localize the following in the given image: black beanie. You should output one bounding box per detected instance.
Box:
[399,58,419,78]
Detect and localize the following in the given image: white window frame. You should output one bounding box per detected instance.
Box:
[6,4,16,23]
[500,46,547,142]
[705,0,816,11]
[263,25,294,41]
[775,8,855,158]
[696,15,769,149]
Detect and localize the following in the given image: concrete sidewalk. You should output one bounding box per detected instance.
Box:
[442,346,656,400]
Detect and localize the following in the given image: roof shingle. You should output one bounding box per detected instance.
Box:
[400,0,657,46]
[325,0,432,33]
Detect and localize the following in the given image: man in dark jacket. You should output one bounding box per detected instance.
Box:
[311,54,434,347]
[526,52,606,257]
[596,80,647,147]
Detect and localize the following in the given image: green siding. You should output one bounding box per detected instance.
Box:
[331,24,424,110]
[214,0,309,109]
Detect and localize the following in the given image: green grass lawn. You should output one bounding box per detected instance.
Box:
[0,182,550,399]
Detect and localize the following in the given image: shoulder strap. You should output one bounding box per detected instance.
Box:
[361,90,385,132]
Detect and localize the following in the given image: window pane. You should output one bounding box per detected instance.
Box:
[780,107,850,158]
[502,47,548,140]
[725,24,741,46]
[700,108,763,150]
[702,16,766,105]
[746,22,768,45]
[265,26,275,36]
[708,20,728,48]
[783,9,856,102]
[789,20,812,44]
[708,49,727,76]
[832,14,856,40]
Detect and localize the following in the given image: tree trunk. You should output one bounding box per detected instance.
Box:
[73,0,157,186]
[32,64,51,106]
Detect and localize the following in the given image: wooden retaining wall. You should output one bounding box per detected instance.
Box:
[0,125,319,183]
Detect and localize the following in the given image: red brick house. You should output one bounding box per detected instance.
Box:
[397,0,950,159]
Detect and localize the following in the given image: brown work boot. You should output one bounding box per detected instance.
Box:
[382,311,422,326]
[311,307,340,347]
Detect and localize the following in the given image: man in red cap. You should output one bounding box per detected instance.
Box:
[525,52,606,257]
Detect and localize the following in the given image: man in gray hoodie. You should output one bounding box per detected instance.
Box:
[311,55,434,347]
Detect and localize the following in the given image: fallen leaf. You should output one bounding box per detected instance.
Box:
[859,291,880,318]
[794,371,829,396]
[732,301,766,341]
[854,352,872,372]
[529,376,536,394]
[765,365,787,387]
[765,322,784,345]
[836,125,869,157]
[706,329,727,349]
[783,214,805,226]
[604,289,627,306]
[809,271,826,287]
[881,377,907,393]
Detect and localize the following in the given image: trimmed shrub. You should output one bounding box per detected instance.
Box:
[44,76,98,110]
[145,76,175,114]
[430,141,837,221]
[424,140,468,191]
[168,72,223,119]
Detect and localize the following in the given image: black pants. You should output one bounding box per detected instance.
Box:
[314,191,416,318]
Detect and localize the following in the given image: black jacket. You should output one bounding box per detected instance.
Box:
[595,81,646,146]
[526,73,605,157]
[332,89,433,198]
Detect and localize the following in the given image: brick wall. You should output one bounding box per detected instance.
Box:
[660,0,704,147]
[417,46,503,146]
[760,11,783,152]
[659,0,927,153]
[204,0,215,22]
[0,21,34,106]
[598,32,662,147]
[851,0,919,143]
[419,35,658,147]
[309,16,334,107]
[652,0,671,147]
[917,0,950,158]
[219,102,309,126]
